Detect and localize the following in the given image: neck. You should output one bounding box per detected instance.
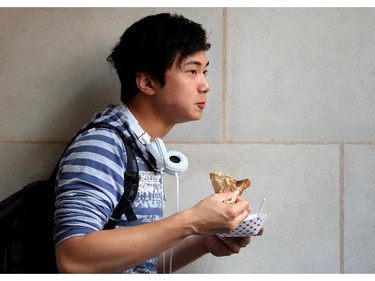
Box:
[125,99,173,141]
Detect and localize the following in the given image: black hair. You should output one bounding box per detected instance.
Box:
[107,13,211,103]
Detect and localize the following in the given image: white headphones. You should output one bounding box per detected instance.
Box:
[123,105,188,175]
[146,139,188,175]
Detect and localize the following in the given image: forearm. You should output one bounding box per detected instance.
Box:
[157,235,208,273]
[56,210,193,273]
[56,191,250,273]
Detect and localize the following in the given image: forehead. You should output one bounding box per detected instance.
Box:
[175,51,209,68]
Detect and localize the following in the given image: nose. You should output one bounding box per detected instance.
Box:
[199,76,210,94]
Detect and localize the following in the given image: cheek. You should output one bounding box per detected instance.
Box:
[164,97,187,112]
[162,82,190,107]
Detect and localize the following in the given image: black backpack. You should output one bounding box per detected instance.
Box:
[0,122,139,273]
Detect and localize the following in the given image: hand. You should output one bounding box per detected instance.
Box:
[186,191,252,235]
[203,227,264,257]
[204,236,251,256]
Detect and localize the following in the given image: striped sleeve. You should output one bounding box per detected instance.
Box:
[54,127,126,246]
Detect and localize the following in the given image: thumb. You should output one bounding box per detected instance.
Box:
[217,190,239,203]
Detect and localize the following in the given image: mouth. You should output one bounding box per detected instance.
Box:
[196,101,206,110]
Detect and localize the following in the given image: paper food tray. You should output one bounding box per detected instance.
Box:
[217,213,268,237]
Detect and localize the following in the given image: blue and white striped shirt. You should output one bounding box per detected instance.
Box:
[54,104,165,273]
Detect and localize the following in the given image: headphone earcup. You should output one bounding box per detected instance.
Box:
[146,138,188,175]
[164,150,189,175]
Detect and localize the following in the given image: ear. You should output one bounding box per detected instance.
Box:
[136,72,158,96]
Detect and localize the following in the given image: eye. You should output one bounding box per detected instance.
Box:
[203,70,208,76]
[188,70,197,75]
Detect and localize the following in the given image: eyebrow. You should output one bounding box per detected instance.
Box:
[182,60,210,67]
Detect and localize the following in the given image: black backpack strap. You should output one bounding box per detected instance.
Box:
[50,122,139,230]
[84,123,140,228]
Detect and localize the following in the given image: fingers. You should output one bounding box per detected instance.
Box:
[257,227,265,236]
[191,192,253,235]
[216,193,252,230]
[219,237,251,254]
[218,191,252,211]
[216,190,239,203]
[234,195,252,213]
[237,237,251,247]
[231,199,252,221]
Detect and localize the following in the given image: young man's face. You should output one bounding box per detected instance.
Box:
[153,50,210,125]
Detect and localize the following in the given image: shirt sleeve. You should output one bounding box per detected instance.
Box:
[54,127,126,246]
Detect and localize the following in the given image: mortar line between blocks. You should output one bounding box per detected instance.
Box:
[339,144,345,273]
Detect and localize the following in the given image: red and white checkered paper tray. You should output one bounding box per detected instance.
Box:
[217,213,268,237]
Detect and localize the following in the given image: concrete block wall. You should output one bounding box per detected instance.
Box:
[0,8,374,273]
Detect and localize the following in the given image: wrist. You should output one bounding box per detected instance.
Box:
[193,235,210,255]
[179,208,199,236]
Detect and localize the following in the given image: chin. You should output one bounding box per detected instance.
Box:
[190,114,203,122]
[176,111,204,124]
[178,116,202,124]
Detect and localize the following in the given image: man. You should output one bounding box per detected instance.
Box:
[54,13,260,273]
